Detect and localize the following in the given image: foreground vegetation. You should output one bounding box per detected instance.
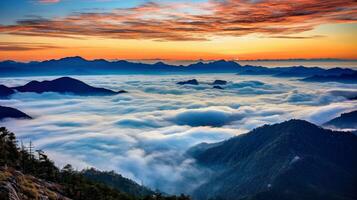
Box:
[0,127,190,200]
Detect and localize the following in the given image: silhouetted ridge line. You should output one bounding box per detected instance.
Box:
[1,56,356,77]
[324,110,357,129]
[302,72,357,83]
[12,77,127,95]
[0,85,15,98]
[189,119,357,200]
[0,105,32,120]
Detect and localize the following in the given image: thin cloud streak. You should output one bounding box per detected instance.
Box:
[266,35,326,39]
[38,0,60,3]
[0,42,64,51]
[1,0,356,41]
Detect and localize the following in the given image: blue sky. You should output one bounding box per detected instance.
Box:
[1,0,356,61]
[0,0,148,24]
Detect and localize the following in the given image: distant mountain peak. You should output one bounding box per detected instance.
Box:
[153,61,168,66]
[56,56,87,62]
[324,110,357,129]
[12,76,126,95]
[251,119,321,136]
[270,119,318,129]
[210,59,238,65]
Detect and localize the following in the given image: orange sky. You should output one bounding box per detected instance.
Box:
[0,0,357,61]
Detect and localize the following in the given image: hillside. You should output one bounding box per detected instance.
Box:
[0,127,190,200]
[0,106,32,120]
[0,85,15,98]
[323,110,357,129]
[82,168,154,197]
[0,167,71,200]
[190,119,357,200]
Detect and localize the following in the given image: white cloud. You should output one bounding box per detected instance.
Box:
[0,74,355,194]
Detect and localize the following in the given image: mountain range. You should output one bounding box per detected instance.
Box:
[323,110,357,130]
[1,115,356,199]
[189,119,357,200]
[302,72,357,84]
[1,57,356,80]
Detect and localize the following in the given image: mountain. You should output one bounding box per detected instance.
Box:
[186,60,242,72]
[323,110,357,129]
[0,127,191,200]
[1,57,355,77]
[237,65,356,77]
[212,80,227,85]
[0,85,15,98]
[302,72,357,84]
[189,119,357,200]
[82,168,154,197]
[177,79,199,85]
[12,77,127,95]
[0,106,32,120]
[213,85,224,90]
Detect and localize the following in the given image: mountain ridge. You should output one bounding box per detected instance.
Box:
[189,119,357,200]
[10,77,127,96]
[323,110,357,129]
[0,106,32,120]
[1,56,356,77]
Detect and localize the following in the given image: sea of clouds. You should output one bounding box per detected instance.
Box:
[0,74,356,194]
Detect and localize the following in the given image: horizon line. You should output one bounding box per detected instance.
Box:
[2,56,357,63]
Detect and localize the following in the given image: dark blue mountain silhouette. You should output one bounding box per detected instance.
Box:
[212,80,227,85]
[324,110,357,129]
[302,72,357,84]
[12,77,127,95]
[0,106,32,120]
[0,85,15,98]
[189,119,357,200]
[213,85,224,90]
[177,79,199,85]
[1,57,355,77]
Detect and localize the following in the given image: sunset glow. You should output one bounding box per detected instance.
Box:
[0,0,357,61]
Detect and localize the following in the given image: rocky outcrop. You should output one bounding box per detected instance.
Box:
[0,167,71,200]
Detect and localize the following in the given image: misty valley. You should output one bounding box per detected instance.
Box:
[1,0,357,199]
[0,72,356,200]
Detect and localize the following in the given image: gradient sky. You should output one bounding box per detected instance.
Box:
[0,0,356,61]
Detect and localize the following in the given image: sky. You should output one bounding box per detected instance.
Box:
[0,0,357,61]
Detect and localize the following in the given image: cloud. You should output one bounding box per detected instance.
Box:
[328,89,357,99]
[169,107,244,127]
[1,0,356,41]
[303,103,357,125]
[266,35,326,39]
[0,42,63,51]
[115,118,162,128]
[0,74,356,194]
[38,0,60,3]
